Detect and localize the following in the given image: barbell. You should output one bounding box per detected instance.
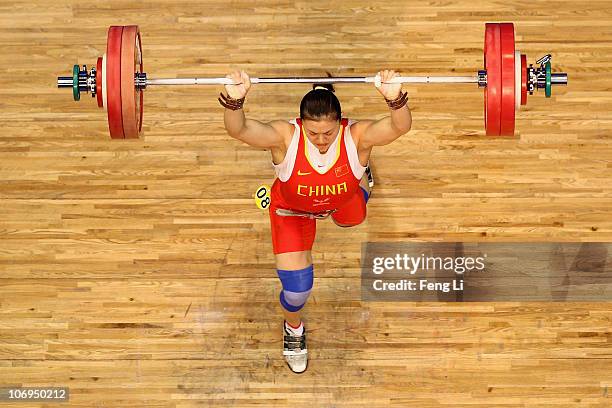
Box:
[57,23,567,139]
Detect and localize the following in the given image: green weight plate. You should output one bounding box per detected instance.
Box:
[72,64,80,101]
[545,61,552,98]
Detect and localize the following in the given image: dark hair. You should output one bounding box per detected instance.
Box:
[300,73,341,121]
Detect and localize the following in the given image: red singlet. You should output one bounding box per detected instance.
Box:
[269,118,367,254]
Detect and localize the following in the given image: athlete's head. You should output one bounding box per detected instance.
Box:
[300,82,342,154]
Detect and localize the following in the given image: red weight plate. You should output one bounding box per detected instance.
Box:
[136,30,143,133]
[521,54,527,105]
[120,26,140,138]
[499,22,515,136]
[96,57,103,108]
[106,26,124,139]
[484,23,502,136]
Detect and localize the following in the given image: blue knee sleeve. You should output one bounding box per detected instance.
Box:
[277,265,314,312]
[360,186,370,203]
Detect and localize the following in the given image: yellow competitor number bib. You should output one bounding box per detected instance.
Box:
[254,184,271,210]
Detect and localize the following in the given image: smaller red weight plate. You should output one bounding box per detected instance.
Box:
[96,57,103,108]
[514,51,521,111]
[521,54,528,105]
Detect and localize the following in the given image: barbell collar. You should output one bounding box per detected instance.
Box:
[58,65,99,98]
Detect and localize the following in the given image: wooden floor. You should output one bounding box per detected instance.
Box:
[1,0,611,406]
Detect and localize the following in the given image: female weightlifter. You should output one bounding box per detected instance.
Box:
[221,70,412,373]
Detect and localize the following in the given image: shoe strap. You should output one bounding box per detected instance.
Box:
[284,333,306,351]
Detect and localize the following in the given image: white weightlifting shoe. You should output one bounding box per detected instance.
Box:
[283,321,308,374]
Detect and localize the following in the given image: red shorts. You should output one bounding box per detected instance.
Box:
[269,187,367,255]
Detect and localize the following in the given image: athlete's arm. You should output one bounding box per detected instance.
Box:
[221,69,289,149]
[355,70,412,149]
[224,109,290,149]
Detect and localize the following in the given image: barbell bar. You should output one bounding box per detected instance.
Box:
[57,23,568,139]
[145,76,480,85]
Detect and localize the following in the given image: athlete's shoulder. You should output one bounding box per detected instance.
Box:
[346,119,374,151]
[268,119,295,132]
[265,120,295,150]
[348,119,374,136]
